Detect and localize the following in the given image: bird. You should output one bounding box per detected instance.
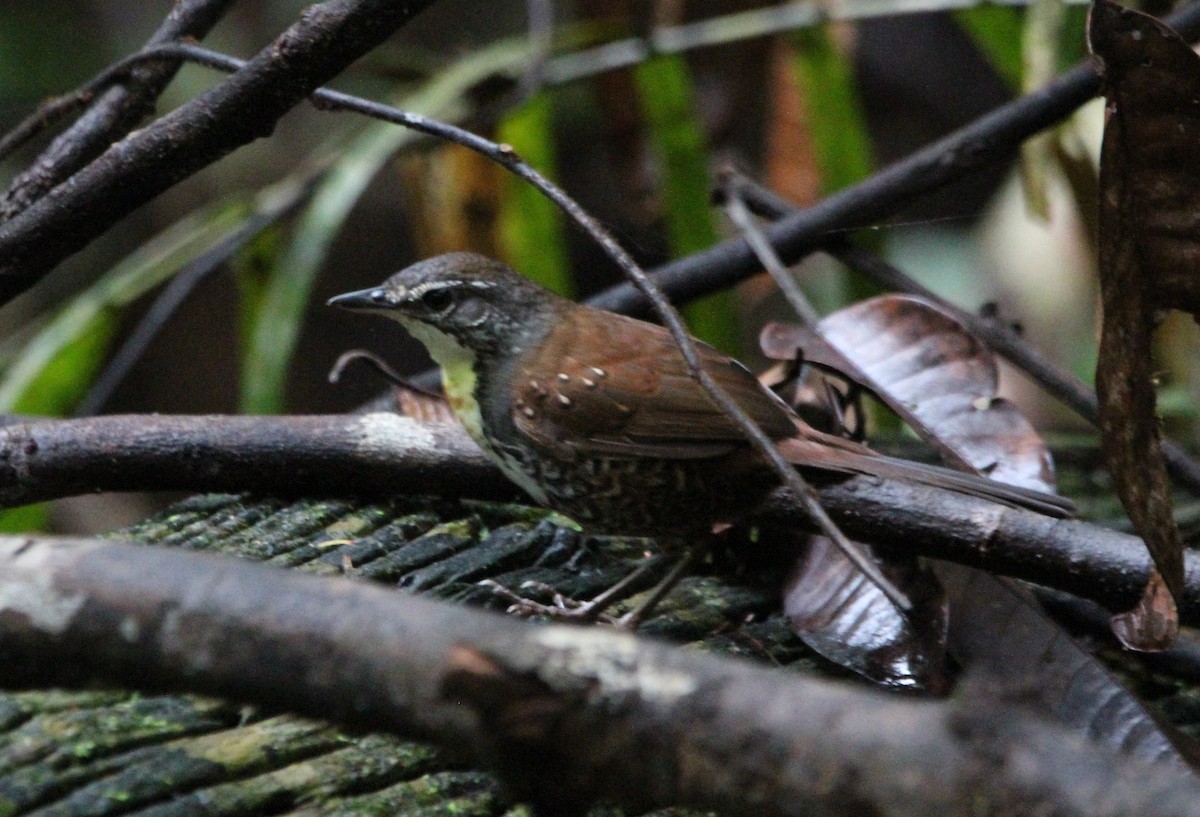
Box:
[329,252,1074,559]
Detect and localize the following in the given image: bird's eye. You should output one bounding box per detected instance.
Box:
[421,288,454,312]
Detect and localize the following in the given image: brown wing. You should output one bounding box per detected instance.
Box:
[512,307,797,459]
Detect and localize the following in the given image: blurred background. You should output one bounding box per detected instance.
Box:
[0,0,1145,532]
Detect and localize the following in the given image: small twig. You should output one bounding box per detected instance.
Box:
[0,92,99,164]
[0,0,236,218]
[0,44,207,165]
[0,0,438,303]
[327,350,438,395]
[833,243,1200,496]
[585,0,1200,317]
[543,0,1093,85]
[727,170,1200,498]
[521,0,555,96]
[719,172,820,326]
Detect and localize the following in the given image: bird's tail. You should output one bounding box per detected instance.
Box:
[776,430,1076,519]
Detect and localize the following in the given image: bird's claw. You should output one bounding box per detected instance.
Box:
[477,579,620,624]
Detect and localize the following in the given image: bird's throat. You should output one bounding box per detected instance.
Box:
[394,316,550,505]
[395,319,487,443]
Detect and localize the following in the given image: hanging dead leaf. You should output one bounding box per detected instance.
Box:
[770,293,1072,690]
[763,294,1059,489]
[1088,0,1194,650]
[1090,0,1200,315]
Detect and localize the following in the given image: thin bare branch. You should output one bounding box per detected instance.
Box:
[0,0,236,218]
[0,0,437,302]
[587,0,1200,316]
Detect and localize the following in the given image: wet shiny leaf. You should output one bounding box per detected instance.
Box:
[784,536,948,692]
[939,563,1200,770]
[769,292,1064,692]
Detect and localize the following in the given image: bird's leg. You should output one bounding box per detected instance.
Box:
[479,551,674,624]
[613,549,697,630]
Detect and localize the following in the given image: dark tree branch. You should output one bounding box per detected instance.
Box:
[586,0,1200,316]
[828,242,1200,494]
[0,0,237,220]
[722,169,1200,497]
[786,479,1200,623]
[2,412,1199,626]
[2,535,1199,817]
[0,414,514,506]
[0,0,437,303]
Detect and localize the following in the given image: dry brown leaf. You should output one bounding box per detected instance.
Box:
[1088,0,1194,651]
[769,294,1073,690]
[763,295,1058,489]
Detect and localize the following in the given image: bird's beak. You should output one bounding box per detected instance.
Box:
[327,286,393,311]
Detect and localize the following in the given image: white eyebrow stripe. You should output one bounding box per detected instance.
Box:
[405,280,496,299]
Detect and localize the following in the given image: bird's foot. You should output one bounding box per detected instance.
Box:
[478,579,621,625]
[478,551,691,630]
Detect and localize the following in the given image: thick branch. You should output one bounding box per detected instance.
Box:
[0,0,236,219]
[2,412,1197,625]
[0,0,436,302]
[1,536,1198,817]
[0,413,514,504]
[769,479,1200,622]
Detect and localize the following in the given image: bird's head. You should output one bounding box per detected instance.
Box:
[328,253,559,363]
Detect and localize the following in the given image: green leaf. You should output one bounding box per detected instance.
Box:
[497,93,572,298]
[0,504,49,534]
[239,37,533,414]
[634,54,738,352]
[10,314,116,415]
[1020,0,1066,220]
[0,201,251,414]
[233,226,284,356]
[788,27,874,195]
[956,5,1025,90]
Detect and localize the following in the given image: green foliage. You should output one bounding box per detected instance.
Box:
[497,93,572,298]
[788,25,882,319]
[788,27,874,194]
[634,54,738,353]
[232,224,285,367]
[0,200,251,534]
[956,5,1025,90]
[9,315,116,416]
[239,38,532,414]
[0,503,50,534]
[0,201,251,415]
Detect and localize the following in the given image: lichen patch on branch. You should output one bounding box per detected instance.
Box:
[0,536,88,633]
[533,627,699,703]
